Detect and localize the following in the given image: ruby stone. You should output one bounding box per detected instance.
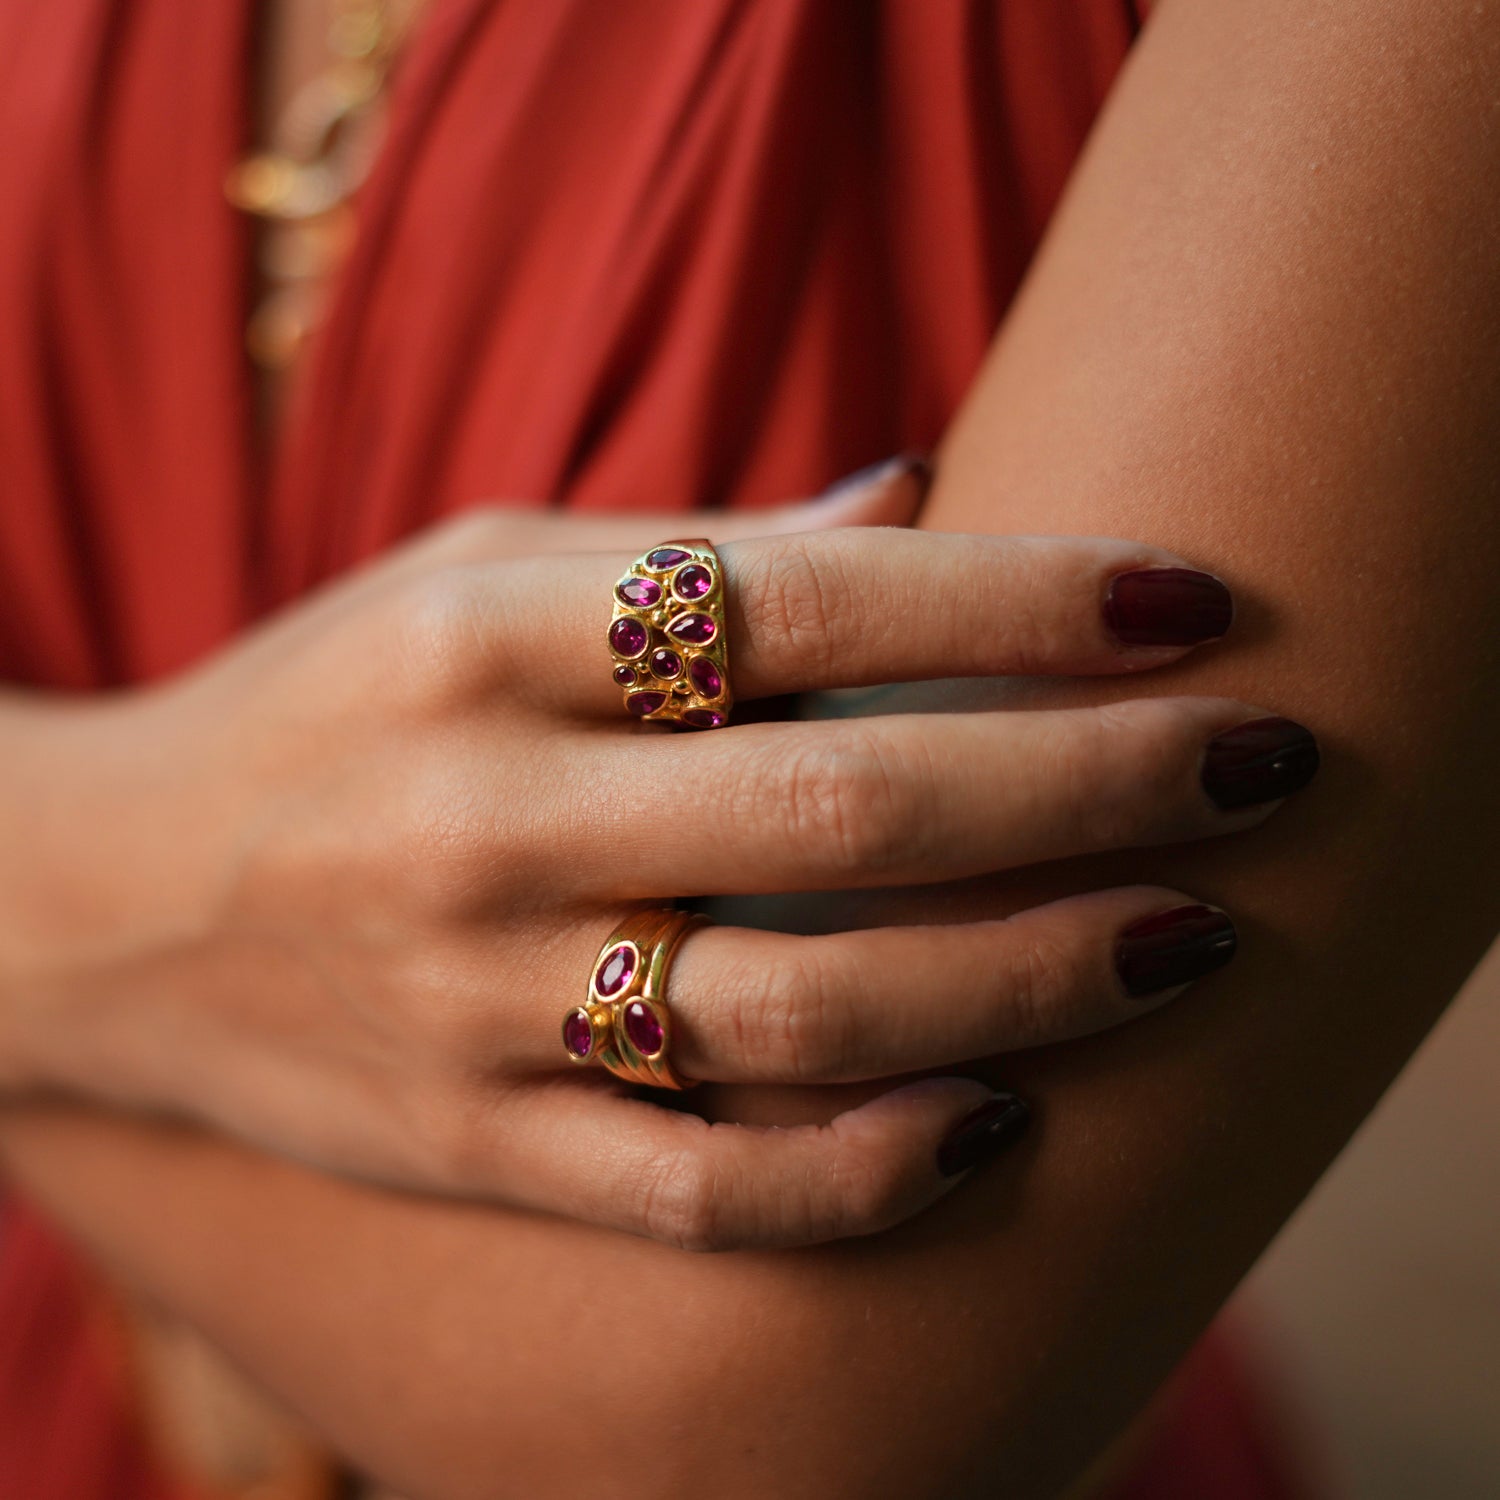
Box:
[646,547,691,569]
[612,664,637,687]
[623,1000,665,1056]
[595,943,636,997]
[617,576,663,608]
[687,657,723,698]
[609,617,648,657]
[682,707,726,729]
[648,647,682,679]
[626,691,667,717]
[667,612,716,645]
[563,1010,594,1058]
[672,564,713,601]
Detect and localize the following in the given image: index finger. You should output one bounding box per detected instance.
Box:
[513,528,1233,714]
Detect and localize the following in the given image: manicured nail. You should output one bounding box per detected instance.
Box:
[817,451,933,504]
[1115,904,1238,998]
[1103,567,1234,647]
[936,1093,1031,1178]
[1202,716,1320,810]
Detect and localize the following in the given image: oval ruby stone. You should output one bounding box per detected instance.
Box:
[616,576,663,608]
[623,1000,665,1057]
[645,546,691,569]
[595,943,636,997]
[687,657,723,698]
[648,648,682,679]
[626,691,668,717]
[612,664,637,687]
[672,563,713,601]
[682,707,726,729]
[667,612,716,645]
[563,1010,594,1058]
[609,617,648,657]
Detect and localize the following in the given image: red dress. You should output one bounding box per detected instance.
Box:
[0,3,1315,1495]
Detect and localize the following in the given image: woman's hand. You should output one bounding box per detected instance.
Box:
[0,467,1316,1251]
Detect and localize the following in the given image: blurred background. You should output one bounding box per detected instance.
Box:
[1239,937,1500,1499]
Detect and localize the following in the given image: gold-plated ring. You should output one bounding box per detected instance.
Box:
[606,539,733,728]
[562,910,708,1089]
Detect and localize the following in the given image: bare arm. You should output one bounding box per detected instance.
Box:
[4,1,1498,1496]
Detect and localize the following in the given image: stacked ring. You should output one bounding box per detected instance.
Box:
[562,909,707,1090]
[607,539,733,728]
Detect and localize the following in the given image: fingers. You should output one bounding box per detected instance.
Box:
[662,888,1235,1084]
[458,1075,1028,1251]
[399,454,931,569]
[587,698,1318,896]
[530,527,1233,715]
[724,529,1232,694]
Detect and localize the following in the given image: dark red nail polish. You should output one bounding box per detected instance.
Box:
[1103,567,1234,647]
[936,1094,1031,1178]
[1115,905,1238,998]
[1202,716,1320,810]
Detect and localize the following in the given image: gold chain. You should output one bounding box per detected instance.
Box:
[226,0,416,371]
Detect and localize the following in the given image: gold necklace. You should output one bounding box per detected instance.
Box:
[226,0,417,371]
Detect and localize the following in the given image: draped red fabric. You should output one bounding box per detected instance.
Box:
[0,2,1313,1495]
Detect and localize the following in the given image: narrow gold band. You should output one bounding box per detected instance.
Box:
[562,909,708,1090]
[606,539,733,729]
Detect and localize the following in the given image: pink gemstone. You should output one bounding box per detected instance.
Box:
[667,612,716,645]
[595,943,636,997]
[648,648,682,679]
[623,1000,664,1056]
[617,576,663,608]
[563,1010,594,1058]
[682,707,726,729]
[609,617,648,657]
[646,547,691,569]
[612,664,637,687]
[687,657,723,698]
[626,691,667,717]
[672,563,713,601]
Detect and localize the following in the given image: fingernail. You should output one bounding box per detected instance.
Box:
[1115,904,1238,998]
[936,1093,1031,1178]
[1202,716,1320,810]
[1103,567,1234,647]
[817,451,933,504]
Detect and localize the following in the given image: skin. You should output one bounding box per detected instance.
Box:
[2,0,1498,1496]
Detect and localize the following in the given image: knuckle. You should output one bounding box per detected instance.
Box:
[737,533,857,677]
[993,924,1076,1049]
[823,1140,910,1239]
[766,728,923,880]
[411,1088,503,1195]
[1059,701,1188,849]
[386,570,496,709]
[634,1148,731,1253]
[733,945,849,1083]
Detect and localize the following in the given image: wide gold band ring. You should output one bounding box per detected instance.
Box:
[606,539,733,728]
[562,909,707,1090]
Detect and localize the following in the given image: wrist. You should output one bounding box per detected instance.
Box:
[0,687,210,1095]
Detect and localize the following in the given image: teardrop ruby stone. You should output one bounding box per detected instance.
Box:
[617,576,663,608]
[667,613,716,645]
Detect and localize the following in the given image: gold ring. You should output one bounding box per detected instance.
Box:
[606,539,733,728]
[562,909,708,1089]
